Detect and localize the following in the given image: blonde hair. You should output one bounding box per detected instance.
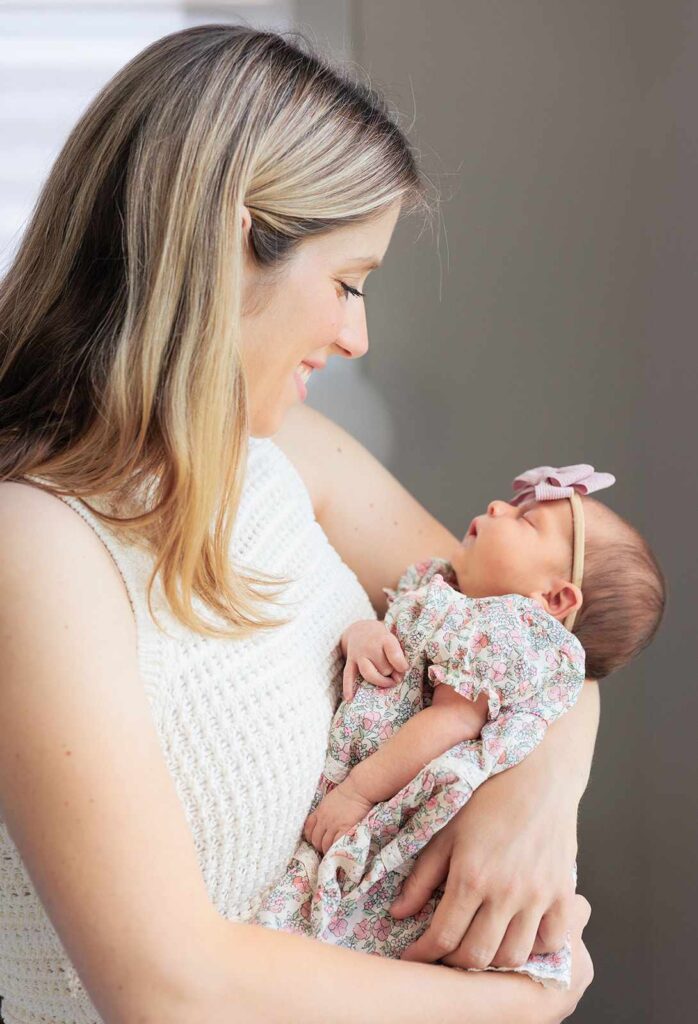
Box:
[0,25,430,640]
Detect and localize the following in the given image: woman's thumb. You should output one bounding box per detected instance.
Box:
[390,857,446,918]
[572,893,592,930]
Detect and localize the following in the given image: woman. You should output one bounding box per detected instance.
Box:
[0,25,596,1024]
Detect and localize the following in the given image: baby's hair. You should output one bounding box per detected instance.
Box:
[572,497,666,680]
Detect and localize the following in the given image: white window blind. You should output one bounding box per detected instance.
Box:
[0,0,295,272]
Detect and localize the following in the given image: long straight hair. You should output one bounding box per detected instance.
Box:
[0,25,430,639]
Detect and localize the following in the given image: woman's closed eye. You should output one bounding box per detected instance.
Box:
[339,281,365,299]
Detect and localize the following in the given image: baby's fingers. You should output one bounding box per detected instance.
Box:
[342,659,359,702]
[357,656,394,688]
[383,634,408,675]
[303,812,316,845]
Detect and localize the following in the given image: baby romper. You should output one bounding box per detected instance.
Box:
[253,557,586,989]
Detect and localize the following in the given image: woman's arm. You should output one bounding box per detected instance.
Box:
[198,900,594,1024]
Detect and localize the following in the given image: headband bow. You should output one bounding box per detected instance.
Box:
[510,464,615,507]
[509,463,615,633]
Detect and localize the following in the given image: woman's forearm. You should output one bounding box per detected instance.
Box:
[191,917,554,1024]
[538,678,600,802]
[484,678,599,813]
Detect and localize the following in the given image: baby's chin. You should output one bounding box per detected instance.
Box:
[451,565,470,595]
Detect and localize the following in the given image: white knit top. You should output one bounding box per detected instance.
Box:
[0,436,376,1024]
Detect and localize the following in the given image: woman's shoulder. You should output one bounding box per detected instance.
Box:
[0,478,137,637]
[0,475,106,543]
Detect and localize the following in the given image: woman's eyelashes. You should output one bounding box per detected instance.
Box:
[339,280,365,299]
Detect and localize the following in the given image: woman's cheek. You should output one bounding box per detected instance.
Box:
[322,303,342,340]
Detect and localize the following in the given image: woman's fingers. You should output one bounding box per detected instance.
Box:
[436,901,509,969]
[569,892,591,931]
[530,892,575,954]
[400,880,483,964]
[389,836,450,919]
[564,896,594,1012]
[489,906,544,969]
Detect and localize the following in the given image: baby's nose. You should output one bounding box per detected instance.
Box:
[487,500,513,517]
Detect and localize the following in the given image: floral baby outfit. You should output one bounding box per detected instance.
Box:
[253,557,586,988]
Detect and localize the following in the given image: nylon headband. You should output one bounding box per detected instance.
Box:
[563,491,585,632]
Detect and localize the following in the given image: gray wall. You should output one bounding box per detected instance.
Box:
[307,2,696,1021]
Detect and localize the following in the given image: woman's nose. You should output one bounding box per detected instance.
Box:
[333,305,369,359]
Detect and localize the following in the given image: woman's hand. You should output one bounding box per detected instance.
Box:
[533,895,594,1023]
[388,677,601,970]
[390,758,579,969]
[341,620,408,701]
[303,775,374,855]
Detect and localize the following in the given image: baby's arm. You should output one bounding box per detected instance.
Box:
[349,685,490,804]
[303,686,489,854]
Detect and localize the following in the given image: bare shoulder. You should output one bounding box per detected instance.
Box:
[0,480,225,1022]
[272,406,458,616]
[0,479,134,612]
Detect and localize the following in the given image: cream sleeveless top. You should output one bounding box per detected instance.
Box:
[0,436,376,1024]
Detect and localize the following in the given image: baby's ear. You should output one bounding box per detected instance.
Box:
[530,578,583,622]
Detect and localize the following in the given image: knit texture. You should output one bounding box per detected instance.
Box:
[0,436,376,1024]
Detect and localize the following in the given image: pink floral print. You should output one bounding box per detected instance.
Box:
[252,558,586,989]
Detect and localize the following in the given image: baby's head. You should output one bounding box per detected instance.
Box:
[450,472,666,680]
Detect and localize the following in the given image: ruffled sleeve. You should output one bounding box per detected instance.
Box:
[382,557,457,609]
[424,593,586,772]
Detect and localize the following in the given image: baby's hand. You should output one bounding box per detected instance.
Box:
[341,619,409,702]
[303,775,374,856]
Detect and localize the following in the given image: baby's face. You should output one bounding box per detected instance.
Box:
[450,497,574,600]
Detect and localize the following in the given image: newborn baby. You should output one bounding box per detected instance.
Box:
[253,465,666,989]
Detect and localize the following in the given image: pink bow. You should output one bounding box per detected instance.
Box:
[510,464,615,506]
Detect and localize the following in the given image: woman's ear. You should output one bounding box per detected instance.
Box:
[529,578,583,622]
[240,203,252,236]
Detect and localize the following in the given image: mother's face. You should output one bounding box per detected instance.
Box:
[239,202,401,436]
